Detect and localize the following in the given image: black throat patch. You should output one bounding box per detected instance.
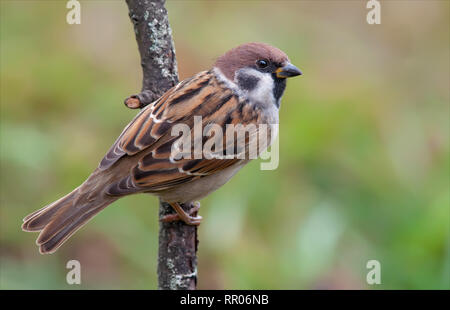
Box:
[271,74,287,107]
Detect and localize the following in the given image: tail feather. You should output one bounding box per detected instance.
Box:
[22,186,116,254]
[37,201,112,254]
[22,187,80,232]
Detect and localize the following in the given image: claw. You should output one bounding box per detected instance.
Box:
[160,202,202,226]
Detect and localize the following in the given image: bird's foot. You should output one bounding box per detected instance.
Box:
[161,202,202,226]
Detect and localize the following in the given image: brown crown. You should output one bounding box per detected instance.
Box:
[214,42,289,80]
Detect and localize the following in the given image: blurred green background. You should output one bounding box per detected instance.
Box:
[1,0,449,289]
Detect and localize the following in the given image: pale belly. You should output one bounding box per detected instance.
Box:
[156,162,246,203]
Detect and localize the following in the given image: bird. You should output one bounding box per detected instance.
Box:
[22,42,302,254]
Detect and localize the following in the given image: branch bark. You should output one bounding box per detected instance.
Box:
[125,0,198,290]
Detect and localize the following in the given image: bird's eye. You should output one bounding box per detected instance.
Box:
[256,59,269,69]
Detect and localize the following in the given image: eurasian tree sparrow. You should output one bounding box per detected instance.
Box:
[22,42,302,254]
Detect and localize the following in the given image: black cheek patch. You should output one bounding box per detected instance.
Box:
[237,73,260,91]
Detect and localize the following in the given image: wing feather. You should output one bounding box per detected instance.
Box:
[101,70,270,196]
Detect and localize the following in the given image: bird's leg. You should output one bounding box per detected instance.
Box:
[160,202,202,226]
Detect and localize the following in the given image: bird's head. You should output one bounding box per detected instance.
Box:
[214,42,302,106]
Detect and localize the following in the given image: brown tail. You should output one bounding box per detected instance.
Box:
[22,186,116,254]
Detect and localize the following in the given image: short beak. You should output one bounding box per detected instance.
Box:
[275,63,302,78]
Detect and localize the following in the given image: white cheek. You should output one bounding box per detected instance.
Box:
[252,73,275,104]
[235,68,276,108]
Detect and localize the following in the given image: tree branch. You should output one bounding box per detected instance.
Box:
[125,0,198,290]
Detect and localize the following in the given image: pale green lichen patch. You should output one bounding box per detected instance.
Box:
[146,14,178,79]
[166,258,175,270]
[171,267,197,290]
[165,255,197,289]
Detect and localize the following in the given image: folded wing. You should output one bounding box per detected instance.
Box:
[99,70,266,195]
